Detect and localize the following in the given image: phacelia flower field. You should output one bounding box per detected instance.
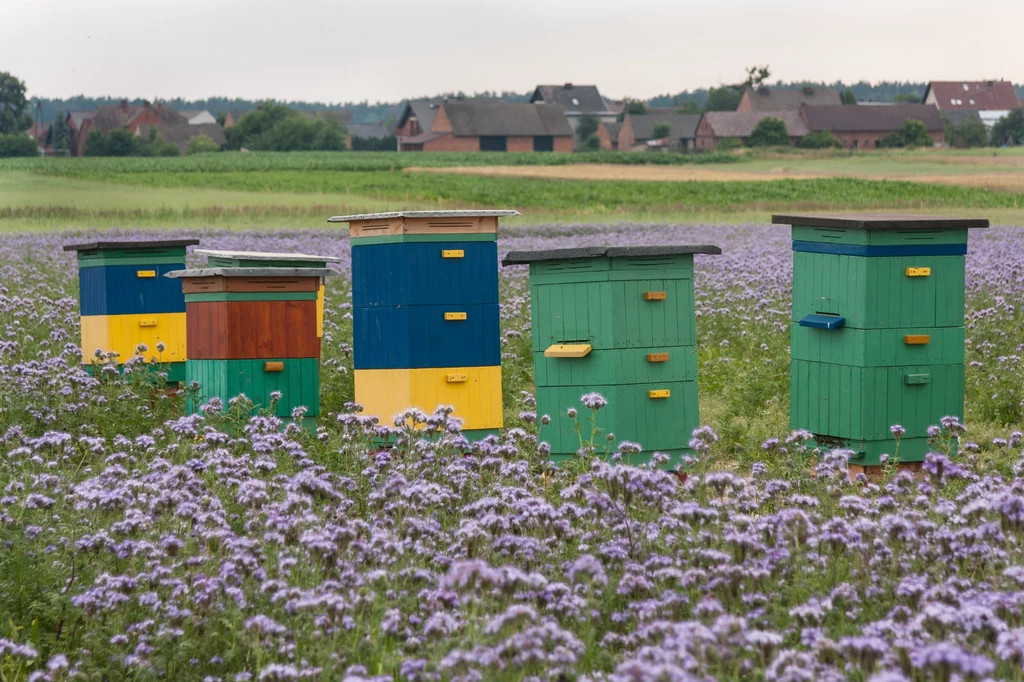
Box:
[2,223,1024,681]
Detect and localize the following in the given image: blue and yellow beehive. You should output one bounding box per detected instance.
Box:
[64,239,200,383]
[328,210,518,439]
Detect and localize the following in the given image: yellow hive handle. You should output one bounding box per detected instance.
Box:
[264,361,284,372]
[647,353,670,363]
[544,343,592,358]
[138,319,158,328]
[904,334,931,345]
[649,389,671,399]
[446,373,468,383]
[906,267,931,277]
[136,270,157,278]
[444,312,467,321]
[441,250,465,259]
[643,291,667,301]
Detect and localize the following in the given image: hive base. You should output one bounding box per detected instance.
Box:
[808,436,933,467]
[847,461,923,483]
[548,448,694,469]
[84,360,186,385]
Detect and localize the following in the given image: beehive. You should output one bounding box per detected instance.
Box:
[328,210,518,439]
[773,213,989,466]
[194,249,342,338]
[64,239,199,383]
[502,245,721,466]
[165,266,334,424]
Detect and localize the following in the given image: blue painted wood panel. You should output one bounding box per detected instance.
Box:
[352,242,499,307]
[79,263,187,316]
[353,303,501,369]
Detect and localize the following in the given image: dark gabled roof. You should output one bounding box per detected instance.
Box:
[348,123,390,139]
[702,110,809,138]
[442,101,572,137]
[600,121,621,140]
[529,84,612,116]
[625,113,702,141]
[64,239,200,252]
[772,213,989,230]
[941,110,983,127]
[744,87,841,111]
[502,245,721,265]
[68,111,93,129]
[802,104,944,133]
[924,81,1020,111]
[396,99,444,132]
[136,122,227,152]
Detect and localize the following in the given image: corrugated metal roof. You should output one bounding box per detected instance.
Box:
[328,210,520,223]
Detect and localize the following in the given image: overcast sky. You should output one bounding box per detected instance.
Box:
[3,0,1022,103]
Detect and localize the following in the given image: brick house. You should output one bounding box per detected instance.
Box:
[394,99,445,138]
[221,111,250,128]
[923,81,1020,112]
[135,122,227,153]
[737,86,841,112]
[530,84,617,146]
[618,112,702,152]
[71,101,187,156]
[800,104,944,149]
[398,101,573,152]
[596,121,620,150]
[695,111,808,150]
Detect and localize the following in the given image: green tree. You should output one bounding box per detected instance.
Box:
[84,129,140,156]
[187,133,221,154]
[951,118,989,148]
[880,119,934,148]
[0,72,33,135]
[893,93,920,103]
[715,137,743,151]
[990,108,1024,146]
[749,117,790,146]
[48,111,71,151]
[744,65,771,89]
[798,130,844,149]
[0,133,38,157]
[707,86,743,112]
[840,89,857,105]
[225,102,347,151]
[575,115,600,143]
[579,134,601,151]
[652,121,671,139]
[617,99,647,122]
[676,100,702,114]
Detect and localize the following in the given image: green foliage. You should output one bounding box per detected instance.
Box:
[798,130,844,149]
[0,71,33,135]
[951,118,989,148]
[893,92,921,103]
[0,133,37,157]
[48,111,71,151]
[714,137,743,151]
[652,121,671,139]
[626,100,647,115]
[186,133,221,155]
[990,108,1024,146]
[748,117,790,147]
[579,134,601,152]
[744,65,771,89]
[676,100,703,114]
[224,102,348,151]
[706,86,743,112]
[84,129,180,157]
[576,115,602,151]
[880,119,934,148]
[840,89,857,105]
[349,134,397,151]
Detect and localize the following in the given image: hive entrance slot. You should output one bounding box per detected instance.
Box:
[427,221,475,229]
[361,223,390,232]
[898,231,940,241]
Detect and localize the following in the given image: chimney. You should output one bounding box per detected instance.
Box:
[119,99,128,111]
[564,83,573,89]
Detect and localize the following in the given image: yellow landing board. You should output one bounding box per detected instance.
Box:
[355,366,503,430]
[80,313,188,365]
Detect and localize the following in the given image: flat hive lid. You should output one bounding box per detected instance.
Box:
[328,210,520,223]
[63,239,200,252]
[195,249,342,263]
[771,213,989,230]
[502,244,721,266]
[164,267,336,279]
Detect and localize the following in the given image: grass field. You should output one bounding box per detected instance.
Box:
[2,148,1024,231]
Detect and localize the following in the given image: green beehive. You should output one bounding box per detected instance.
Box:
[502,245,721,466]
[774,213,988,466]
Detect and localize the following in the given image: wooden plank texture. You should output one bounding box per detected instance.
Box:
[354,366,503,430]
[185,300,320,360]
[80,313,187,364]
[181,276,320,294]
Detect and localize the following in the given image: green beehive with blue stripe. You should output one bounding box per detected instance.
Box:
[502,245,721,466]
[774,213,989,466]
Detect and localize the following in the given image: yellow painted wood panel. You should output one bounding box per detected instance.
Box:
[354,366,503,430]
[80,313,188,365]
[316,282,325,338]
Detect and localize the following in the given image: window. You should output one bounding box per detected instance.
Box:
[851,140,858,149]
[533,136,554,152]
[479,136,507,152]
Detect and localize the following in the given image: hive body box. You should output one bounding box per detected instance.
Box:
[503,245,721,466]
[774,213,988,465]
[64,239,199,383]
[329,210,518,438]
[166,266,334,425]
[194,250,341,338]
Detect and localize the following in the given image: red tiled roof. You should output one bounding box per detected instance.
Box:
[924,81,1020,111]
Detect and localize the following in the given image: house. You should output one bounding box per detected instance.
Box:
[530,84,617,128]
[737,86,841,112]
[800,103,944,149]
[221,110,251,128]
[135,122,227,153]
[923,81,1019,112]
[70,101,187,156]
[695,111,808,149]
[177,110,217,125]
[394,99,445,138]
[596,121,620,150]
[397,101,572,152]
[618,112,702,152]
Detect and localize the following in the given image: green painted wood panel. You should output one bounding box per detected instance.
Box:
[790,360,963,441]
[77,255,190,268]
[530,278,697,351]
[791,226,968,246]
[84,360,186,384]
[187,358,320,417]
[791,325,964,366]
[549,448,693,469]
[792,252,965,328]
[537,381,699,455]
[534,346,698,386]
